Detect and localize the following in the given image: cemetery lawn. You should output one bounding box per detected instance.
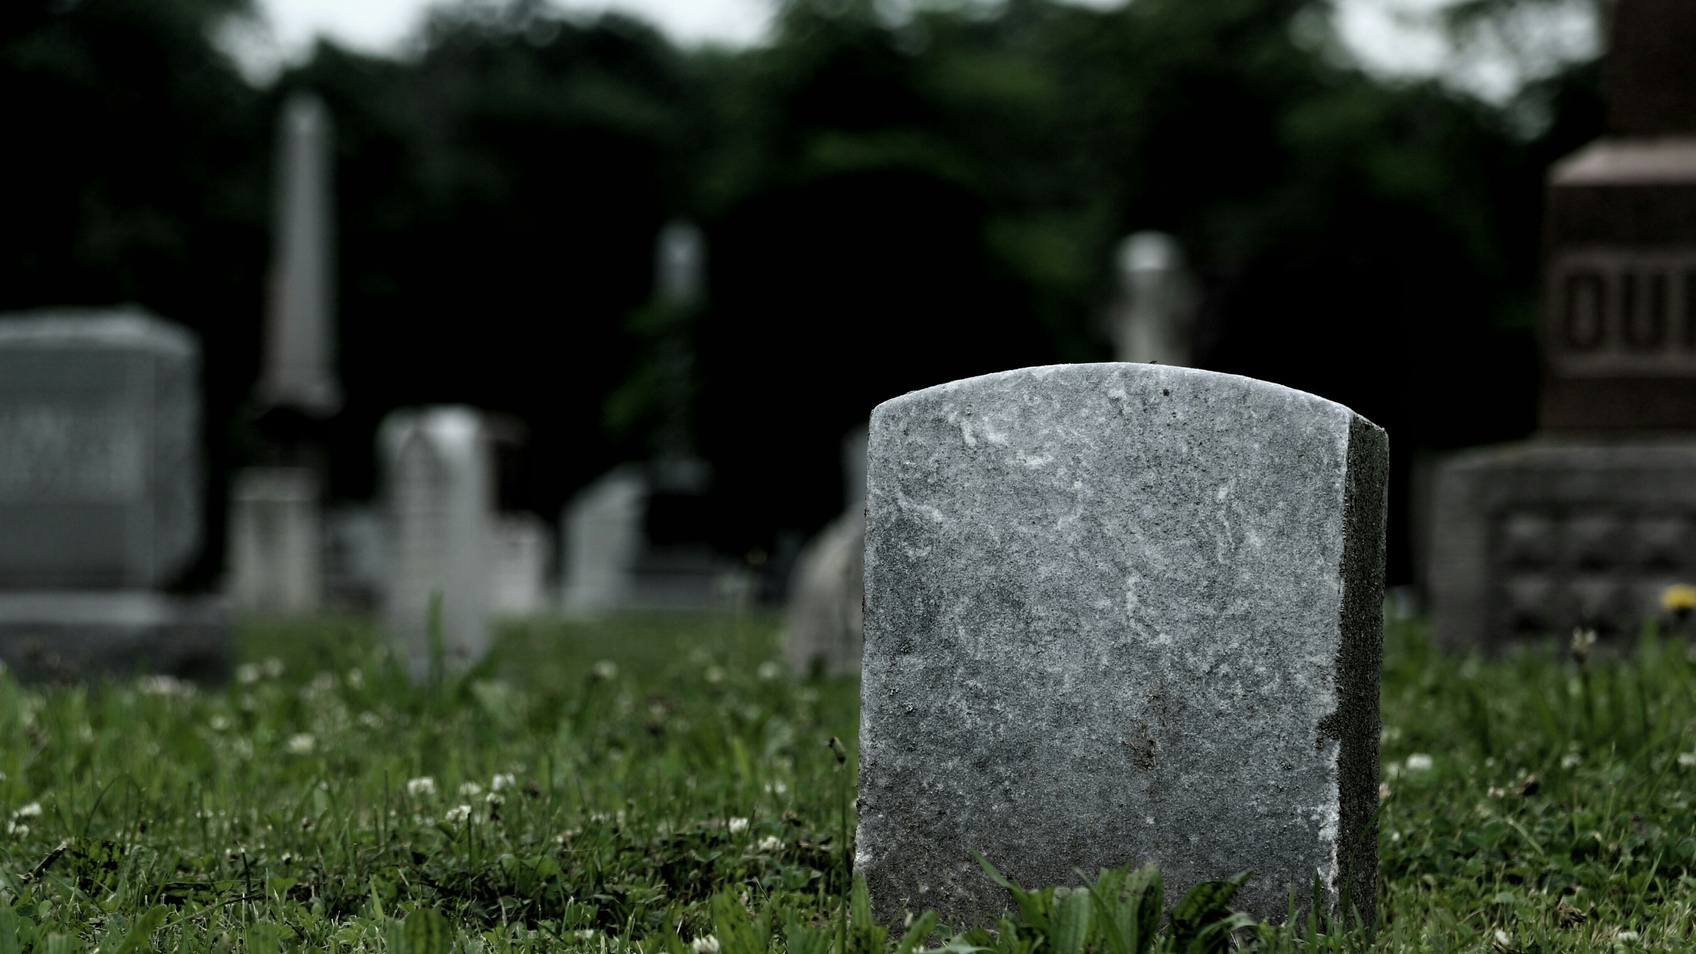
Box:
[0,613,1693,953]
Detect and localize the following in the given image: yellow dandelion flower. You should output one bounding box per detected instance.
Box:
[1660,583,1696,612]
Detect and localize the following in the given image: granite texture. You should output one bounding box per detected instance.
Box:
[857,363,1385,928]
[1429,438,1696,651]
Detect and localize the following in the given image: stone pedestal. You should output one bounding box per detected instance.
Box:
[1430,440,1696,650]
[0,592,228,682]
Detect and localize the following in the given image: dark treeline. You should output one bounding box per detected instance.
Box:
[2,0,1603,585]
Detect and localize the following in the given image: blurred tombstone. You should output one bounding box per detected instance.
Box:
[490,512,553,616]
[227,468,322,614]
[1429,0,1696,650]
[1111,232,1196,366]
[560,461,747,616]
[0,309,228,680]
[323,504,385,612]
[784,426,868,677]
[381,407,494,677]
[857,364,1385,927]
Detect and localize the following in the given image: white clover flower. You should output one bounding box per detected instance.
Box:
[704,666,725,686]
[691,935,720,954]
[757,836,784,853]
[1615,930,1640,943]
[575,929,599,941]
[728,817,749,834]
[309,672,337,693]
[12,803,42,820]
[407,777,436,797]
[262,657,285,678]
[1378,783,1391,803]
[459,781,484,798]
[491,773,516,792]
[757,661,782,682]
[1405,754,1434,773]
[1677,752,1696,768]
[286,734,316,755]
[209,714,231,732]
[591,660,618,681]
[764,780,788,796]
[7,822,27,838]
[486,791,504,807]
[358,711,384,729]
[1561,753,1583,770]
[236,663,261,685]
[346,668,365,689]
[444,804,471,824]
[138,675,191,697]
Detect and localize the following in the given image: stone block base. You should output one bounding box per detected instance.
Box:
[1429,438,1696,651]
[0,592,230,682]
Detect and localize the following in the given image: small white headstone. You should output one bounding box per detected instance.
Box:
[559,466,646,616]
[381,407,494,676]
[1112,232,1195,366]
[228,467,322,614]
[490,512,553,616]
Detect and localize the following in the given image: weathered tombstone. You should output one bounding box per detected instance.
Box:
[1111,232,1195,366]
[323,504,386,611]
[560,466,646,615]
[227,468,322,614]
[0,309,228,680]
[858,363,1385,927]
[1429,0,1696,650]
[490,512,553,616]
[560,461,747,615]
[784,427,868,677]
[381,407,494,677]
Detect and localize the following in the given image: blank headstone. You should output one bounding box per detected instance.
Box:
[228,467,322,614]
[490,512,553,616]
[858,364,1385,927]
[0,308,227,680]
[560,466,646,615]
[1111,232,1195,367]
[381,407,494,677]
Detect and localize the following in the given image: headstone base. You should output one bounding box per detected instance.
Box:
[1429,437,1696,651]
[0,592,230,682]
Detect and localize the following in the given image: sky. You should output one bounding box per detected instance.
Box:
[235,0,1597,99]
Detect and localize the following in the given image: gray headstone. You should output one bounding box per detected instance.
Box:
[259,92,341,416]
[858,364,1385,927]
[228,467,322,614]
[0,309,202,589]
[490,512,553,616]
[560,466,647,616]
[0,308,227,681]
[1111,232,1195,367]
[381,407,494,676]
[784,426,869,677]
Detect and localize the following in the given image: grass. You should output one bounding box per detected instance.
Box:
[0,610,1692,952]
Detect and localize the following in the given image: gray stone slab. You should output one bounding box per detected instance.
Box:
[0,592,229,682]
[0,309,202,590]
[857,363,1385,928]
[228,467,323,614]
[1429,438,1696,651]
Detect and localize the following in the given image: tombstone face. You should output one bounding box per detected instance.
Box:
[228,467,322,614]
[858,364,1385,927]
[0,310,201,590]
[381,407,494,675]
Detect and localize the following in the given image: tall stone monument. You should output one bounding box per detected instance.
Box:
[0,309,228,680]
[1429,0,1696,649]
[229,91,341,615]
[857,364,1385,927]
[381,407,494,677]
